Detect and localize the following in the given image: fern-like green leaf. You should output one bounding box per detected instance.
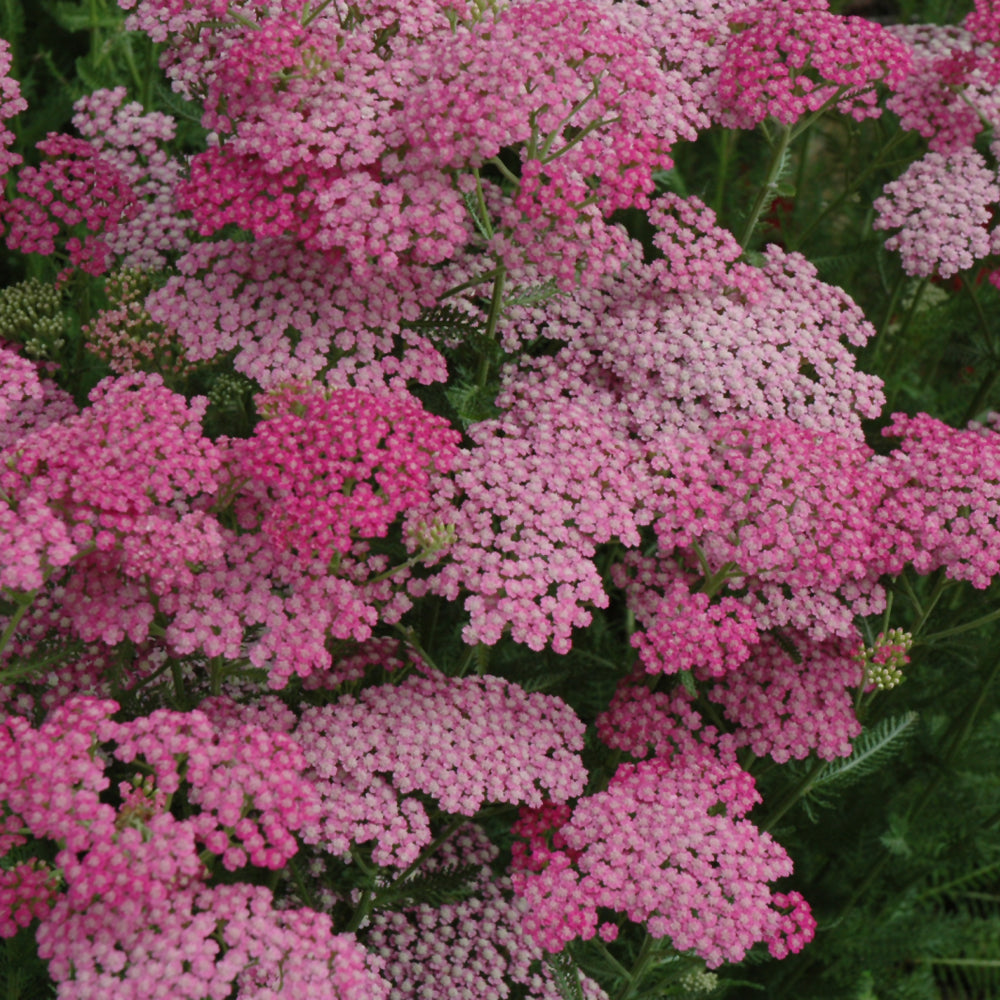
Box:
[0,0,25,40]
[810,711,919,795]
[53,0,121,31]
[403,305,489,347]
[920,861,1000,904]
[154,82,208,125]
[371,863,481,912]
[462,187,494,240]
[444,378,500,428]
[545,951,585,1000]
[503,279,562,307]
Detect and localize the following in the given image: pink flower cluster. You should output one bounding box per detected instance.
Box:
[413,396,651,652]
[0,696,390,998]
[718,0,911,128]
[296,672,586,862]
[404,0,703,217]
[653,418,894,639]
[366,824,609,1000]
[880,412,1000,588]
[233,382,460,562]
[629,577,760,679]
[0,373,220,596]
[3,133,138,277]
[511,721,814,967]
[873,149,1000,280]
[112,704,322,871]
[145,236,448,388]
[0,38,25,180]
[886,24,1000,153]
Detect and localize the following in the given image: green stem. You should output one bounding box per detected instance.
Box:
[301,0,338,25]
[170,659,188,708]
[875,272,907,347]
[210,656,224,697]
[0,589,39,656]
[383,818,465,890]
[392,624,446,676]
[739,123,794,250]
[909,570,949,639]
[486,156,521,187]
[763,757,829,832]
[611,933,657,1000]
[594,939,633,982]
[539,79,602,160]
[344,888,373,932]
[439,266,504,299]
[475,265,507,390]
[713,129,737,216]
[789,129,910,252]
[920,606,1000,644]
[883,278,928,410]
[473,168,494,240]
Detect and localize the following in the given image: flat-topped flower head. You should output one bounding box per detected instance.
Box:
[233,382,460,563]
[874,149,1000,279]
[718,0,911,128]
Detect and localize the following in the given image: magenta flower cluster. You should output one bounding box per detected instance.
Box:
[1,0,999,996]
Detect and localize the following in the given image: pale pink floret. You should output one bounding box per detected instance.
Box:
[297,672,586,822]
[703,632,864,762]
[505,236,884,442]
[367,824,609,1000]
[415,398,651,653]
[874,149,1000,279]
[651,418,897,639]
[0,38,26,180]
[72,87,193,269]
[145,237,448,388]
[511,726,814,967]
[886,21,1000,152]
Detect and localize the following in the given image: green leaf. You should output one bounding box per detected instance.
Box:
[462,187,493,240]
[810,712,919,795]
[545,951,586,1000]
[53,0,121,31]
[371,863,481,912]
[403,304,489,347]
[503,278,563,308]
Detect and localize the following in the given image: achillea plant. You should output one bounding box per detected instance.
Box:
[1,1,1000,998]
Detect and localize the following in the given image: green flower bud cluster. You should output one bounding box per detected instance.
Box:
[0,277,67,359]
[856,628,912,690]
[84,269,193,376]
[678,968,719,994]
[406,518,457,560]
[208,372,253,409]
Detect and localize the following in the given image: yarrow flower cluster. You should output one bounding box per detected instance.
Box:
[873,149,1000,280]
[510,747,815,967]
[366,825,609,1000]
[233,382,461,562]
[0,373,221,597]
[4,0,1000,996]
[718,0,911,128]
[414,396,651,652]
[3,133,138,278]
[296,672,586,863]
